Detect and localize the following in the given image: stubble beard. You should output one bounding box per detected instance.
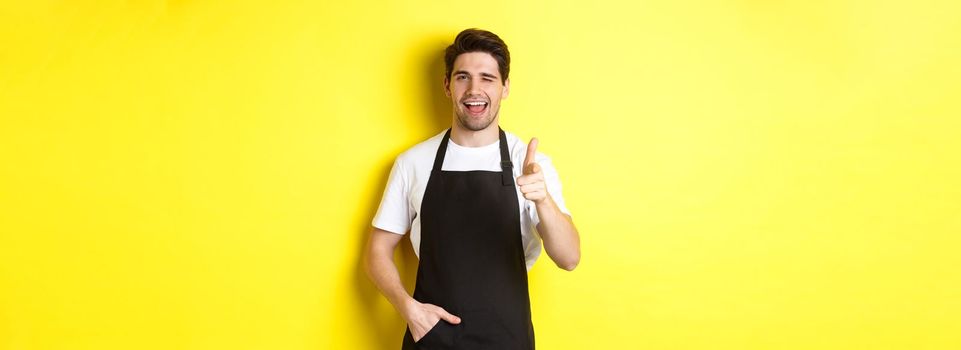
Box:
[455,104,499,131]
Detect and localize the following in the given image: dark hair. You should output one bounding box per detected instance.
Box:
[444,28,510,84]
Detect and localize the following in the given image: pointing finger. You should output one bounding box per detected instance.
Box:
[524,137,538,171]
[530,162,541,175]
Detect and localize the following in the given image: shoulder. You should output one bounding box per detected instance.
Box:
[394,130,446,170]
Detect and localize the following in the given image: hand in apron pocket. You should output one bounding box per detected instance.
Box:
[414,319,456,347]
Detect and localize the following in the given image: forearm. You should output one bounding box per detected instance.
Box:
[364,247,414,313]
[534,194,580,271]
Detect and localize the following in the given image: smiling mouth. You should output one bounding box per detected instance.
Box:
[463,101,488,115]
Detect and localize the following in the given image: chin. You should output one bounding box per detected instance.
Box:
[458,115,495,131]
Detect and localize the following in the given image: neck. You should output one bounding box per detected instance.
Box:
[449,119,499,147]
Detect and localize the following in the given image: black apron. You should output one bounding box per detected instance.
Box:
[402,128,535,350]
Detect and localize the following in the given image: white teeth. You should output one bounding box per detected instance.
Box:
[464,102,487,106]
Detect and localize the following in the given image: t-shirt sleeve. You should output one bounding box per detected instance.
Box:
[371,158,412,235]
[528,152,572,229]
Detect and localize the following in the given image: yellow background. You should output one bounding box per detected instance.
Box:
[2,1,960,349]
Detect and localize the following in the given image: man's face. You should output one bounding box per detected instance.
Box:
[445,51,510,132]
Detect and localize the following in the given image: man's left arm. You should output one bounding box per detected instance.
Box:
[516,138,581,271]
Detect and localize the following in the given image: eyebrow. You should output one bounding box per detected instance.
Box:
[453,70,499,79]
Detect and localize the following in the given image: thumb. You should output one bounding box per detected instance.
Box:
[438,308,461,324]
[523,137,539,173]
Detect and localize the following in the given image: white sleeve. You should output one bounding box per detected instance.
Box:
[528,152,572,228]
[371,158,412,235]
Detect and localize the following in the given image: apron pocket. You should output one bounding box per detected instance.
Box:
[415,319,456,347]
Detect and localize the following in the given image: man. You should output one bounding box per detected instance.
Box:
[364,28,580,350]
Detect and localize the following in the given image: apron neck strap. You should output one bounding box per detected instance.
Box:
[430,127,515,187]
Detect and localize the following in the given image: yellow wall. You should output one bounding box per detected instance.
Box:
[2,1,960,349]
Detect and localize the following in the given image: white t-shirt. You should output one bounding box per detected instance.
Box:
[372,129,571,271]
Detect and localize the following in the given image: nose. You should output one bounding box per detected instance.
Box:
[467,78,482,95]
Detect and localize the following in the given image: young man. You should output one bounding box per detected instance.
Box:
[364,28,580,350]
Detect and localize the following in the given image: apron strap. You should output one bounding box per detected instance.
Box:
[430,127,515,187]
[498,128,514,186]
[431,128,453,175]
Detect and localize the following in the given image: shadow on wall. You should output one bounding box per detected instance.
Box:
[350,37,453,349]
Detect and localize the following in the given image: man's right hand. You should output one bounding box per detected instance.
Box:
[402,299,461,342]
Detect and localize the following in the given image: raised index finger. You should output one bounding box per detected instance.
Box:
[524,137,539,169]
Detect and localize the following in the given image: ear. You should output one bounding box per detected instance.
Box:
[502,78,510,100]
[444,76,451,98]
